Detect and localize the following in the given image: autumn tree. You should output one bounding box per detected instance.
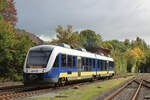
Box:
[125,48,145,73]
[0,0,17,27]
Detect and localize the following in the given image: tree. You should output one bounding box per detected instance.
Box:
[140,50,150,72]
[10,33,34,79]
[0,0,7,21]
[124,39,130,48]
[0,20,34,80]
[102,41,113,50]
[125,48,145,73]
[79,29,103,50]
[52,25,80,48]
[0,0,8,10]
[0,21,15,77]
[102,40,129,74]
[0,0,17,27]
[131,37,149,50]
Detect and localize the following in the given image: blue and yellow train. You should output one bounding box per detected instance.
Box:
[23,43,114,85]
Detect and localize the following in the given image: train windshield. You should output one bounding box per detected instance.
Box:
[26,50,52,68]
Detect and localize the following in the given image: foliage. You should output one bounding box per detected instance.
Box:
[0,20,34,80]
[79,29,103,50]
[0,0,8,10]
[52,26,103,50]
[0,0,17,27]
[11,33,34,76]
[0,0,35,81]
[51,25,80,48]
[0,21,14,77]
[125,48,145,72]
[140,50,150,72]
[102,37,149,73]
[52,25,150,74]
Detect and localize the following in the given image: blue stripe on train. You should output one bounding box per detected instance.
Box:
[44,68,59,78]
[44,53,114,78]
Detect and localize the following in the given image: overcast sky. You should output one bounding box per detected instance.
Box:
[15,0,150,44]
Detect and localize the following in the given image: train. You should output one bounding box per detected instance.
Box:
[23,43,114,85]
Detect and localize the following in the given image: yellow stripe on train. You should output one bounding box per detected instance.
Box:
[59,71,114,78]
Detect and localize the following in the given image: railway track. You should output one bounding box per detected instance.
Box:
[104,76,150,100]
[0,74,133,100]
[0,79,107,100]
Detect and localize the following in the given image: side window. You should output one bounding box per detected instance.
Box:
[73,56,76,68]
[93,59,95,68]
[89,58,92,71]
[98,60,100,69]
[61,54,66,68]
[53,55,59,68]
[68,55,72,68]
[108,61,110,69]
[104,61,108,70]
[101,60,103,71]
[84,58,86,71]
[104,61,106,70]
[109,61,111,69]
[106,61,108,70]
[86,58,89,71]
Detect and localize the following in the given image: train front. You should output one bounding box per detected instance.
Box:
[23,45,54,85]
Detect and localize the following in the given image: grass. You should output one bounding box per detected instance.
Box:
[25,76,133,100]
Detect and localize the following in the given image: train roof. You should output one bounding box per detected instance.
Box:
[29,44,114,62]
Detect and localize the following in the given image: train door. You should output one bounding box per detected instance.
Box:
[77,57,81,77]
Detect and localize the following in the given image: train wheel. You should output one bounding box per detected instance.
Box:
[58,78,66,86]
[65,78,70,85]
[89,78,94,82]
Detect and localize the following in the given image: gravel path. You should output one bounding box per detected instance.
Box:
[109,81,150,100]
[93,79,133,100]
[0,81,22,88]
[138,86,150,100]
[95,75,150,100]
[112,82,138,100]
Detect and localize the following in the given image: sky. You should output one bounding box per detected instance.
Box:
[15,0,150,44]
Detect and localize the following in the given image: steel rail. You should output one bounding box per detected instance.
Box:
[143,79,150,83]
[104,78,136,100]
[131,79,143,100]
[134,80,150,88]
